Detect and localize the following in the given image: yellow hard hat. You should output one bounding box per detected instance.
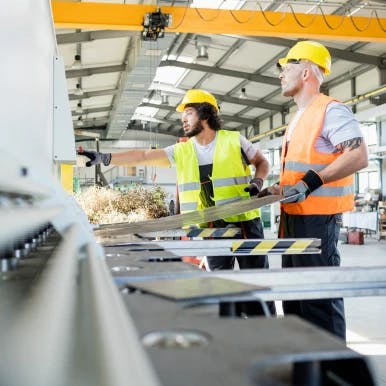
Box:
[176,89,219,112]
[278,41,331,75]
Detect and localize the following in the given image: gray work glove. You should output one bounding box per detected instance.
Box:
[244,177,264,196]
[282,169,323,203]
[77,148,111,167]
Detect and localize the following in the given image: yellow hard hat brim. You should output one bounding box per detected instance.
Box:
[176,103,185,112]
[277,57,288,67]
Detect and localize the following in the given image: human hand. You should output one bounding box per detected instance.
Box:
[281,170,323,203]
[281,181,309,203]
[77,148,112,167]
[257,183,281,198]
[244,177,263,196]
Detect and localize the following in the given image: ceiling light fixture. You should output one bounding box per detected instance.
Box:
[74,83,83,96]
[77,116,84,127]
[195,36,211,61]
[72,54,82,69]
[141,120,148,129]
[75,102,83,114]
[152,89,163,104]
[239,87,247,99]
[161,94,169,105]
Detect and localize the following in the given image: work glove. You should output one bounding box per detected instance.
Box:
[77,148,112,167]
[257,182,281,198]
[282,169,324,203]
[244,177,264,196]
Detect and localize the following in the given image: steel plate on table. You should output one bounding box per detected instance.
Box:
[95,194,282,237]
[126,276,268,301]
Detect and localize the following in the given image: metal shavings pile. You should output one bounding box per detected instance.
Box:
[75,185,168,225]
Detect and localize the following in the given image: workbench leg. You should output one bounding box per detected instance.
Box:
[293,361,321,386]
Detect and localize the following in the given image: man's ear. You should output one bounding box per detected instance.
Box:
[302,67,311,81]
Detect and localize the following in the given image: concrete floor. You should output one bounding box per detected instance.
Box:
[340,237,386,386]
[265,231,386,385]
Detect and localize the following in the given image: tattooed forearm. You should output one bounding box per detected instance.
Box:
[334,137,363,153]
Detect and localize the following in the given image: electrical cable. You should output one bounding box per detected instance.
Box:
[317,5,346,30]
[193,0,227,22]
[167,0,190,30]
[287,4,319,28]
[166,1,386,34]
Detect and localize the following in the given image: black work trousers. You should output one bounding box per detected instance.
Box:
[206,217,276,317]
[280,211,346,340]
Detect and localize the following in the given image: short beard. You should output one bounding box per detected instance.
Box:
[282,75,303,97]
[186,121,204,138]
[282,84,300,97]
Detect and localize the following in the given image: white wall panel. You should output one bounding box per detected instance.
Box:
[240,107,266,118]
[260,118,270,133]
[356,68,380,95]
[144,165,177,185]
[1,0,58,184]
[272,112,282,129]
[330,80,351,102]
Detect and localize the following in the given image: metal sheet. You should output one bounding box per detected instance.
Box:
[94,195,281,237]
[121,293,369,386]
[115,266,386,301]
[187,227,241,238]
[134,227,242,239]
[102,238,321,255]
[127,277,267,301]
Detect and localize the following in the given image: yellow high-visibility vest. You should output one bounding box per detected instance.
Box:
[174,130,261,222]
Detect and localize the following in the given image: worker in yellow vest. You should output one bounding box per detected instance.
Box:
[79,88,275,317]
[260,41,368,339]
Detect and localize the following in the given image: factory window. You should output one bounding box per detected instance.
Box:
[273,149,281,167]
[361,123,377,146]
[357,170,380,194]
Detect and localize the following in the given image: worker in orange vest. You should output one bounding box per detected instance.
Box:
[260,41,368,339]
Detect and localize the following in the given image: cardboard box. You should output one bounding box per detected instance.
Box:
[348,231,364,245]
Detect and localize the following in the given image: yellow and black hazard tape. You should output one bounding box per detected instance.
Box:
[187,227,241,238]
[232,239,321,255]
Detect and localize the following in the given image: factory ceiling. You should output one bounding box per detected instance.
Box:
[54,0,386,147]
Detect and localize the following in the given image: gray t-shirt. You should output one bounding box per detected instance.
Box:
[287,102,362,153]
[164,132,258,166]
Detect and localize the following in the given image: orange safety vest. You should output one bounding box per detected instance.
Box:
[280,94,354,215]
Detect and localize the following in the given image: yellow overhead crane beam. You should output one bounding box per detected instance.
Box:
[51,1,386,42]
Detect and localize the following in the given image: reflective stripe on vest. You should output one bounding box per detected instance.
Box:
[216,196,246,206]
[284,160,327,173]
[282,184,354,197]
[178,182,201,192]
[174,130,260,222]
[212,176,250,188]
[280,94,354,215]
